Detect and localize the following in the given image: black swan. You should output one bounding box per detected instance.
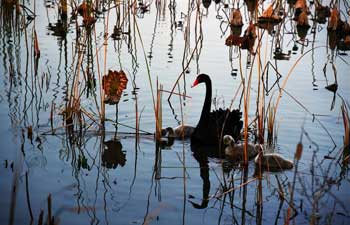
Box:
[191,74,243,146]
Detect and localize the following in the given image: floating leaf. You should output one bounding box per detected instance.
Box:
[103,70,128,105]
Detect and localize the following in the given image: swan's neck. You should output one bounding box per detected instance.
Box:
[199,78,212,122]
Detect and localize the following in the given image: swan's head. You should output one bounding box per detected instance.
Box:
[191,74,210,88]
[223,135,235,146]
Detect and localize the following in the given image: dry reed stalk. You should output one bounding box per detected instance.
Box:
[160,89,191,98]
[101,1,111,125]
[155,83,163,141]
[47,194,52,225]
[37,210,44,225]
[256,34,269,144]
[286,141,304,224]
[214,177,257,198]
[25,172,34,221]
[50,101,55,133]
[267,104,275,144]
[242,31,260,163]
[273,46,325,129]
[134,16,156,116]
[92,27,103,122]
[33,30,40,58]
[341,102,349,147]
[167,35,202,101]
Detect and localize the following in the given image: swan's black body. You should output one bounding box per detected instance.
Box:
[191,74,243,146]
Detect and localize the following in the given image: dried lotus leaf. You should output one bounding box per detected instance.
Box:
[103,70,128,105]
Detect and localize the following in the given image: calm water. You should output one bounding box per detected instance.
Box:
[1,0,350,224]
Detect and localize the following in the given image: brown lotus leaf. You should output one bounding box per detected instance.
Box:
[225,34,243,46]
[241,22,256,53]
[328,30,337,50]
[231,26,243,36]
[294,0,308,20]
[345,35,350,46]
[315,5,330,24]
[297,11,309,26]
[328,8,339,31]
[296,26,310,41]
[258,3,281,26]
[295,0,307,11]
[103,70,128,105]
[257,22,275,33]
[78,2,92,17]
[244,0,258,13]
[83,16,96,27]
[245,22,256,38]
[257,4,282,33]
[344,22,350,34]
[230,8,243,27]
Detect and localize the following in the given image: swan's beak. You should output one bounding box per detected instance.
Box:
[191,79,199,88]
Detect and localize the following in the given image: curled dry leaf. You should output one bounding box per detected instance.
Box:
[241,22,256,53]
[225,34,243,46]
[328,8,339,31]
[244,0,258,13]
[77,2,96,27]
[315,5,330,24]
[345,35,350,46]
[297,10,309,27]
[295,0,307,11]
[77,2,92,17]
[103,70,128,105]
[230,8,243,27]
[83,16,96,27]
[257,3,282,32]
